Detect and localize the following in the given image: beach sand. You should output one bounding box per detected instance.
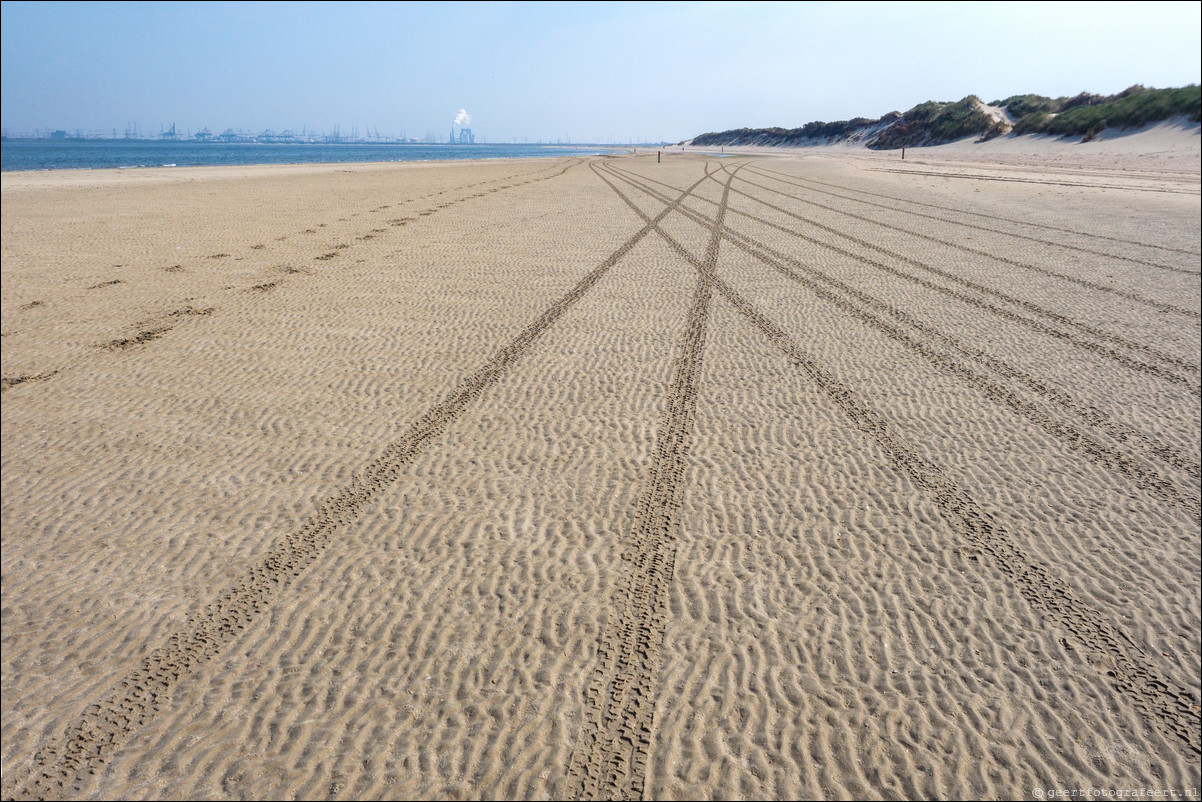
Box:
[2,135,1199,800]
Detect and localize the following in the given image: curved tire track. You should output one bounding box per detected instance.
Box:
[600,161,1202,517]
[609,161,1200,383]
[594,157,1202,760]
[608,164,1202,483]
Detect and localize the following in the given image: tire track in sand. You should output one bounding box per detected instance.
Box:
[869,166,1201,196]
[0,164,712,802]
[692,163,1202,392]
[746,164,1201,276]
[730,168,1199,319]
[565,161,738,801]
[611,161,1200,386]
[595,158,1202,759]
[600,162,1202,518]
[0,161,587,405]
[631,165,1202,480]
[710,273,1202,758]
[756,163,1201,256]
[635,163,1202,755]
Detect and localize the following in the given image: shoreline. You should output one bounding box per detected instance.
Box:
[0,155,580,188]
[0,142,627,175]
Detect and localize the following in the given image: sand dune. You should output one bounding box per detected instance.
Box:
[2,143,1199,800]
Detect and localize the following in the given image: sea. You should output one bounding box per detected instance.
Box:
[0,139,625,172]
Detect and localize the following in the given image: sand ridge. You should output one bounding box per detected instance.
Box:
[2,143,1199,799]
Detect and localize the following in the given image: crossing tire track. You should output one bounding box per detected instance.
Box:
[680,163,1201,390]
[746,164,1201,276]
[614,161,1202,379]
[565,161,738,801]
[609,161,1200,393]
[596,159,1202,759]
[600,161,1201,527]
[712,164,1202,368]
[725,167,1199,320]
[0,160,709,802]
[623,164,1201,514]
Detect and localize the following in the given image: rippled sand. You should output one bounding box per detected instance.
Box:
[2,147,1199,800]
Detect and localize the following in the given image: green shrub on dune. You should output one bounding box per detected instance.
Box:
[996,86,1200,139]
[994,94,1060,118]
[1034,85,1201,138]
[869,96,995,149]
[685,85,1200,149]
[1011,111,1053,136]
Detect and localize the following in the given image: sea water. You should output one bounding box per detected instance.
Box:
[0,139,622,172]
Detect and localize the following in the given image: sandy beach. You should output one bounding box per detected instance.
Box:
[2,132,1200,800]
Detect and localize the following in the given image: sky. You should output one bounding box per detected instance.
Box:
[2,0,1200,143]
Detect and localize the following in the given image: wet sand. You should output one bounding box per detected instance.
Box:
[2,142,1199,800]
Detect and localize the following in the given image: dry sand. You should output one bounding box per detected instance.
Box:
[2,134,1199,800]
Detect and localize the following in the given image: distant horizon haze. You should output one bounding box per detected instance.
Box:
[2,1,1199,143]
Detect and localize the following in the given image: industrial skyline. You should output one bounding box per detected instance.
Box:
[2,124,632,146]
[4,107,636,145]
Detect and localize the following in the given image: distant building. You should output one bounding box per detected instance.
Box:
[450,126,475,144]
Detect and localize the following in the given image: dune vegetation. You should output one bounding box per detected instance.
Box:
[686,84,1201,148]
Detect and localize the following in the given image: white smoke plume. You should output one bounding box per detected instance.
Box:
[454,109,471,126]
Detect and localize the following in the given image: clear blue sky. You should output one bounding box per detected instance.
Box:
[2,0,1200,142]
